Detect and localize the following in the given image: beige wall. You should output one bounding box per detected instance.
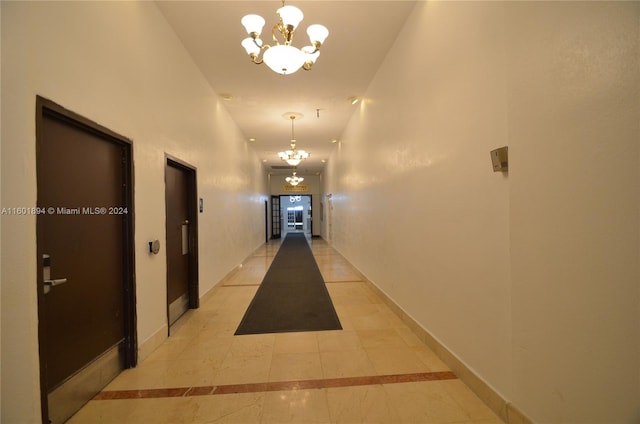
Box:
[506,2,639,421]
[0,2,267,422]
[323,1,639,422]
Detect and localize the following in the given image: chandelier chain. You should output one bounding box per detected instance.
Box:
[278,114,309,166]
[290,115,296,147]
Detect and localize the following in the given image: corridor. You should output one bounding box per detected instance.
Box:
[69,238,502,423]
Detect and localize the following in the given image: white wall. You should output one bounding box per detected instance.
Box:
[0,2,267,422]
[324,1,639,422]
[506,2,639,422]
[0,2,3,417]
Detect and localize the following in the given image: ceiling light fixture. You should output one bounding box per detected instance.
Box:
[241,1,329,75]
[286,168,304,186]
[278,114,309,166]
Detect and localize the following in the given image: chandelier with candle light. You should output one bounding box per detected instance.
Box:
[278,114,309,166]
[241,2,329,75]
[286,168,304,186]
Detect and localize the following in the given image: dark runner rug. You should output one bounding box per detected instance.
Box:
[234,233,342,335]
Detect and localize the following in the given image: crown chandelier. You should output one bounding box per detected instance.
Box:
[241,1,329,75]
[278,114,309,166]
[286,168,304,186]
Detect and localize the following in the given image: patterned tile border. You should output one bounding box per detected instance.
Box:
[93,371,457,401]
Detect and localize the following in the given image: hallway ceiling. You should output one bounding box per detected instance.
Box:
[156,1,417,176]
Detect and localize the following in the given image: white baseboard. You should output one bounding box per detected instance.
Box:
[137,325,168,363]
[343,258,534,424]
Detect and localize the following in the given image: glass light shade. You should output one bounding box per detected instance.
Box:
[307,24,329,45]
[241,14,265,35]
[286,150,309,166]
[278,150,294,160]
[241,38,261,56]
[302,46,320,64]
[263,45,305,74]
[286,175,304,186]
[277,5,303,29]
[279,145,309,166]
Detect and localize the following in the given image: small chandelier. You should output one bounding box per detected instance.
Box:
[278,115,309,166]
[241,1,329,75]
[286,169,304,186]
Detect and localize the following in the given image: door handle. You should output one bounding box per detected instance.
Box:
[43,277,68,294]
[45,278,68,287]
[43,254,68,294]
[44,278,67,294]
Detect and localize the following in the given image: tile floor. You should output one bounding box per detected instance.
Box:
[69,236,504,423]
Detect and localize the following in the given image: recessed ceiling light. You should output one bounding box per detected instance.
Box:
[330,138,338,144]
[347,96,360,105]
[321,159,326,163]
[220,93,233,101]
[248,138,256,142]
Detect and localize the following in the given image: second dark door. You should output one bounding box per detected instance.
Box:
[165,159,198,327]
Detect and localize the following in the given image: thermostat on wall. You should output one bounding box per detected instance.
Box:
[490,146,508,172]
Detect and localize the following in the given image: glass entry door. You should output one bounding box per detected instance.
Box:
[280,195,312,236]
[271,195,281,239]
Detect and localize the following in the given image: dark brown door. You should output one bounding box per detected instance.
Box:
[165,159,198,327]
[36,97,135,424]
